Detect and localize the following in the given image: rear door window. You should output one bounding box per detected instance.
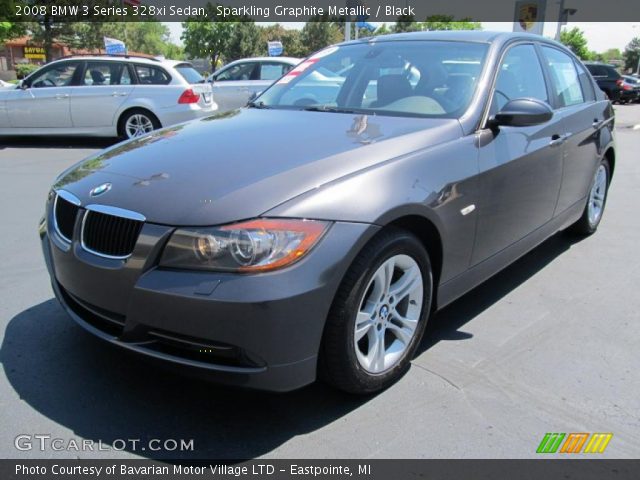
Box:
[541,47,584,107]
[575,61,595,102]
[83,62,130,86]
[259,62,289,81]
[134,65,171,85]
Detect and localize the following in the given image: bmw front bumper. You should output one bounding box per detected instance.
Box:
[41,213,378,392]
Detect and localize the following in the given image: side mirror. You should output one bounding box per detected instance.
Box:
[489,98,553,128]
[18,80,29,90]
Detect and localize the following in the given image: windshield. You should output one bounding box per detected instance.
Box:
[174,63,204,84]
[256,40,488,118]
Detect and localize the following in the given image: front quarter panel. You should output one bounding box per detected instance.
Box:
[265,133,481,284]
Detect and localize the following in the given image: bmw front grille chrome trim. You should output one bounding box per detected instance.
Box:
[52,190,81,244]
[80,204,146,260]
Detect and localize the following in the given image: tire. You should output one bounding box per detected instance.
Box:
[567,158,610,236]
[118,109,161,140]
[319,228,433,394]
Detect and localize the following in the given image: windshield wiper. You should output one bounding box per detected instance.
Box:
[247,100,271,109]
[302,105,361,114]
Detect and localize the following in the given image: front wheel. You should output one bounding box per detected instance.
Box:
[567,159,610,236]
[319,229,433,394]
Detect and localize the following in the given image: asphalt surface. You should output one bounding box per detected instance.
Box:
[0,106,639,460]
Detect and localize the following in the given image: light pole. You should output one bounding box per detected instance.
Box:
[634,25,640,75]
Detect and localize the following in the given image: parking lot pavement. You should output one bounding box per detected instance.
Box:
[1,105,639,460]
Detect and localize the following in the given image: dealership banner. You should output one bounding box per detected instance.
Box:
[3,460,640,480]
[4,0,640,22]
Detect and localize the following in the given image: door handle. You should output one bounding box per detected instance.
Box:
[592,119,602,129]
[237,87,250,92]
[549,134,566,147]
[54,93,69,99]
[111,92,128,97]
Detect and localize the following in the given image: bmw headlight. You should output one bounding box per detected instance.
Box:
[159,218,330,272]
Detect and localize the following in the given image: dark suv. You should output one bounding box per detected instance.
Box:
[584,62,623,102]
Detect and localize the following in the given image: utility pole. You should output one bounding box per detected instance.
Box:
[345,19,351,42]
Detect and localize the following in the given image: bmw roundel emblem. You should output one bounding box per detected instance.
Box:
[90,182,112,197]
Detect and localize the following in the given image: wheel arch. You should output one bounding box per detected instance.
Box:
[603,146,615,181]
[116,106,162,137]
[383,214,444,310]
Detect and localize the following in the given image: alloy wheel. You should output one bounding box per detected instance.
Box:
[354,254,423,374]
[587,164,608,226]
[125,114,154,138]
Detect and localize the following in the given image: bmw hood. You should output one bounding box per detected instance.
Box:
[54,108,462,226]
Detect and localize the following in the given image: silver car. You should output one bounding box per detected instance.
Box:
[0,55,215,139]
[207,57,300,112]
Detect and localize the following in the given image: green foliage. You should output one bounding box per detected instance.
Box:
[181,4,236,70]
[300,19,342,54]
[393,15,421,33]
[624,37,640,73]
[559,27,591,60]
[15,62,39,79]
[226,20,261,61]
[422,15,482,31]
[260,24,306,57]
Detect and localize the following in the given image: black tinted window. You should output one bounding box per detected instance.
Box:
[215,63,257,81]
[542,47,584,107]
[29,62,79,88]
[134,65,171,85]
[83,62,131,86]
[492,44,548,113]
[575,61,595,102]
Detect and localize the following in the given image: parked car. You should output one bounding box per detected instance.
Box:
[0,55,215,139]
[207,57,300,112]
[584,62,624,102]
[621,75,640,103]
[42,31,614,394]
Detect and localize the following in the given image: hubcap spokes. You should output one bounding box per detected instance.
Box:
[588,165,607,226]
[126,115,153,138]
[354,254,423,374]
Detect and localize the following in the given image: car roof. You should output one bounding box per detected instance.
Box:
[342,30,561,46]
[225,56,301,65]
[51,55,190,68]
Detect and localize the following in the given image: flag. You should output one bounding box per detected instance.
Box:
[267,41,283,57]
[104,37,126,55]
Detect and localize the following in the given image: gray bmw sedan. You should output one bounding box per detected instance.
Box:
[41,31,614,394]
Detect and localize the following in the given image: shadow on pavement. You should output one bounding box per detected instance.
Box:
[1,231,582,460]
[418,231,581,353]
[0,136,119,150]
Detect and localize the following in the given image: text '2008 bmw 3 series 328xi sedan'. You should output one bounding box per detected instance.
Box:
[40,31,615,394]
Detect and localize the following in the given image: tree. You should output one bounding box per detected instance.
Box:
[0,21,25,44]
[226,20,261,61]
[68,22,121,53]
[300,18,342,54]
[260,24,306,58]
[624,37,640,74]
[422,15,481,31]
[393,15,421,33]
[560,27,592,60]
[182,5,236,70]
[119,22,171,56]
